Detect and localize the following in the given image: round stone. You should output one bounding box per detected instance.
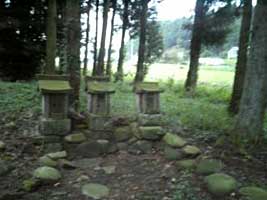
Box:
[82,183,110,199]
[239,186,267,200]
[39,156,58,167]
[163,133,187,148]
[64,133,87,144]
[33,166,61,182]
[164,146,183,161]
[204,173,238,196]
[182,145,201,157]
[176,159,196,170]
[0,141,6,150]
[196,159,223,175]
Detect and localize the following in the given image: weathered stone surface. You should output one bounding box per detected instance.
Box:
[182,145,201,157]
[163,133,187,148]
[58,159,77,169]
[74,158,101,169]
[204,173,238,196]
[82,183,110,199]
[138,114,163,126]
[117,142,128,151]
[88,114,112,131]
[33,166,61,182]
[164,146,184,161]
[39,156,58,167]
[0,160,13,176]
[43,143,63,154]
[196,159,223,175]
[114,126,132,142]
[0,141,6,150]
[47,151,67,160]
[139,126,164,140]
[85,130,113,140]
[128,140,153,155]
[102,166,116,175]
[176,159,196,170]
[64,133,87,144]
[40,118,71,136]
[74,140,110,158]
[239,186,267,200]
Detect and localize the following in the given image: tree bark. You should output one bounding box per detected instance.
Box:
[92,0,99,76]
[229,0,252,114]
[106,0,117,77]
[134,0,149,83]
[66,0,81,111]
[115,0,129,82]
[45,0,57,74]
[234,0,267,142]
[83,0,92,76]
[184,0,205,94]
[96,0,110,76]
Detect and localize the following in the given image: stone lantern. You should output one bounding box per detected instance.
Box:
[86,81,115,139]
[37,74,72,147]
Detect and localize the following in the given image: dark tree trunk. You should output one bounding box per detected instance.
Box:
[134,0,149,83]
[184,0,205,94]
[229,0,252,114]
[234,0,267,143]
[83,0,92,76]
[106,0,117,77]
[66,0,81,111]
[92,0,99,76]
[45,0,57,74]
[96,0,110,76]
[115,0,129,82]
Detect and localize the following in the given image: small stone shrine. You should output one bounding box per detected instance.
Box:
[135,82,164,140]
[86,79,115,140]
[37,74,72,151]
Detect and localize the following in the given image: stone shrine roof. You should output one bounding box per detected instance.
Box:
[38,80,72,94]
[135,82,163,93]
[87,81,115,94]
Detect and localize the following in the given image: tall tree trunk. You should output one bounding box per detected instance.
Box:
[233,0,267,143]
[66,0,81,111]
[106,0,117,77]
[134,0,149,83]
[115,0,128,82]
[83,0,92,76]
[184,0,205,94]
[92,0,99,76]
[45,0,57,74]
[58,0,68,74]
[229,0,252,114]
[96,0,110,76]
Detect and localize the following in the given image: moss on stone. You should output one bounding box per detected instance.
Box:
[135,82,163,93]
[176,159,196,170]
[239,186,267,200]
[38,80,72,93]
[163,133,187,148]
[87,82,115,94]
[196,159,223,175]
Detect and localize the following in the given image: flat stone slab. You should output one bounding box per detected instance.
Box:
[47,151,67,160]
[163,133,187,148]
[239,186,267,200]
[182,145,201,157]
[82,183,110,199]
[40,118,71,136]
[204,173,238,196]
[196,159,223,175]
[139,126,164,140]
[33,166,61,182]
[64,133,87,144]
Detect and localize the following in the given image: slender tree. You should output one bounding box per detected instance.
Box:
[83,0,93,76]
[233,0,267,144]
[184,0,205,93]
[115,0,129,81]
[106,0,117,77]
[45,0,57,74]
[229,0,252,114]
[134,0,149,82]
[96,0,110,76]
[66,0,81,110]
[92,0,99,75]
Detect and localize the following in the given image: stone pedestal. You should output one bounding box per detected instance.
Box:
[37,74,72,152]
